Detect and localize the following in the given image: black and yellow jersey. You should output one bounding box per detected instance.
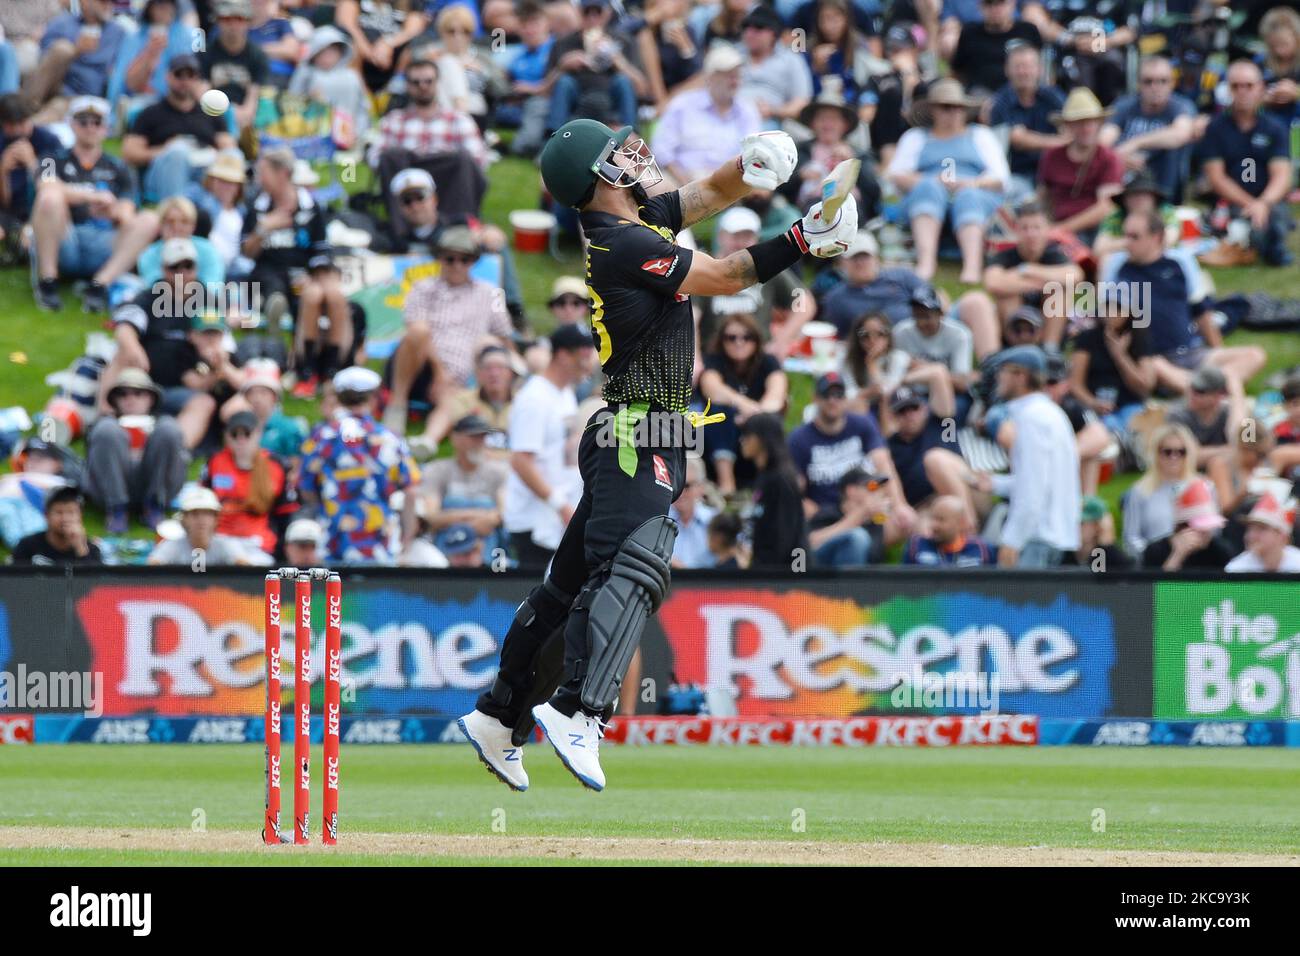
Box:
[579,191,696,414]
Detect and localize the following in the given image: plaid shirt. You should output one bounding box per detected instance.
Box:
[403,277,513,386]
[374,107,488,168]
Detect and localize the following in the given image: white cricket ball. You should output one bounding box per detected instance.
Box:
[200,89,229,117]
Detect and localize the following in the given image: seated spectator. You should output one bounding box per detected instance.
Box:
[122,54,238,204]
[230,358,306,462]
[819,230,922,334]
[387,226,513,428]
[543,0,644,137]
[102,240,226,449]
[2,2,64,95]
[417,344,517,456]
[504,325,592,567]
[839,312,911,418]
[250,0,304,91]
[808,466,895,567]
[1022,0,1134,105]
[422,4,507,125]
[291,249,361,396]
[9,486,103,566]
[200,150,247,264]
[801,0,876,100]
[740,413,810,569]
[418,413,507,550]
[1091,169,1176,269]
[789,372,915,527]
[498,1,555,158]
[149,485,273,565]
[289,25,372,137]
[1063,494,1133,570]
[886,78,1008,282]
[982,198,1082,349]
[335,0,430,94]
[90,196,225,311]
[652,44,759,187]
[0,93,61,250]
[633,0,700,118]
[283,517,326,568]
[669,458,718,568]
[738,5,811,128]
[1226,493,1300,572]
[1198,60,1294,267]
[985,40,1065,204]
[29,95,134,313]
[786,87,879,221]
[202,1,270,131]
[434,522,488,567]
[24,0,125,106]
[1036,88,1124,242]
[884,383,974,518]
[1122,423,1199,557]
[1140,476,1234,572]
[1067,306,1155,438]
[109,0,202,112]
[694,0,753,50]
[857,23,922,170]
[707,510,745,569]
[1211,421,1284,545]
[699,206,812,356]
[902,493,993,566]
[372,57,488,222]
[1166,365,1246,471]
[1270,373,1300,481]
[893,285,975,411]
[1042,351,1111,497]
[1102,211,1265,392]
[203,410,287,556]
[698,313,788,493]
[1258,8,1300,128]
[967,345,1079,566]
[1100,55,1198,202]
[85,367,188,533]
[950,0,1039,97]
[298,367,421,565]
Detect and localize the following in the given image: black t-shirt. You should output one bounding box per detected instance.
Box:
[1074,322,1152,408]
[702,352,780,403]
[202,35,270,105]
[10,531,103,566]
[129,97,229,151]
[241,187,328,275]
[1141,533,1234,571]
[951,22,1041,94]
[53,147,133,226]
[112,287,200,388]
[580,191,695,413]
[888,412,959,505]
[860,69,910,150]
[749,467,809,568]
[989,241,1069,309]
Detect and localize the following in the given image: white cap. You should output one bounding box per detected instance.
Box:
[390,168,436,195]
[845,230,880,257]
[332,366,382,394]
[285,518,325,544]
[717,206,762,236]
[704,43,744,74]
[178,486,221,513]
[68,95,110,119]
[240,357,282,395]
[162,237,198,266]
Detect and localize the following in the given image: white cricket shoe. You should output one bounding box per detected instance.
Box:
[458,710,529,792]
[532,702,606,791]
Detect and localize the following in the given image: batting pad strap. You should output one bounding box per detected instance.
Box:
[748,223,807,284]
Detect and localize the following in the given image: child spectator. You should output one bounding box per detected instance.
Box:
[203,410,288,555]
[289,25,372,136]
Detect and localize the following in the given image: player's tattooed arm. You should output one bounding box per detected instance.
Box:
[677,154,751,228]
[678,249,757,296]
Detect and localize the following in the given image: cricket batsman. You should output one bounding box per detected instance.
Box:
[458,119,857,791]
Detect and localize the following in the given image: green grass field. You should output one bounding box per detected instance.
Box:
[0,745,1297,865]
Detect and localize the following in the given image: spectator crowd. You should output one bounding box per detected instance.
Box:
[2,0,1299,575]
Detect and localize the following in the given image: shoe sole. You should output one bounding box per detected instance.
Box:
[532,707,604,792]
[457,717,527,792]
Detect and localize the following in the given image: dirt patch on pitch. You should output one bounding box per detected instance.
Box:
[1,827,1296,866]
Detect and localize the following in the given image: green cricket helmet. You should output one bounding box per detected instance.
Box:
[539,118,663,209]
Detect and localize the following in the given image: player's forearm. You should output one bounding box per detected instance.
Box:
[677,157,749,227]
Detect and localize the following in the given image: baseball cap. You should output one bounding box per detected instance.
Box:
[436,523,480,556]
[548,275,588,304]
[224,410,259,433]
[998,344,1047,375]
[240,358,282,395]
[1245,492,1296,534]
[179,486,221,513]
[436,225,479,258]
[845,231,879,257]
[191,311,226,333]
[162,237,198,266]
[550,323,594,352]
[1009,306,1043,329]
[332,366,382,394]
[68,96,110,120]
[815,372,847,398]
[910,284,942,312]
[215,0,253,18]
[1080,495,1108,523]
[169,53,201,74]
[1189,365,1227,393]
[285,518,325,545]
[741,6,783,31]
[885,22,919,51]
[452,414,493,436]
[1174,478,1227,531]
[1045,352,1068,383]
[391,168,436,196]
[703,44,744,74]
[890,385,925,412]
[717,206,762,236]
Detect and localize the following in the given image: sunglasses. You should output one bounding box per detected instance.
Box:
[72,114,104,126]
[172,69,198,79]
[724,333,757,343]
[399,190,431,204]
[440,254,474,265]
[1159,447,1187,458]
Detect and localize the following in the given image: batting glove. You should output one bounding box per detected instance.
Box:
[739,131,797,190]
[800,192,858,258]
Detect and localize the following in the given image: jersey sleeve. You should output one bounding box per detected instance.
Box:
[609,215,694,297]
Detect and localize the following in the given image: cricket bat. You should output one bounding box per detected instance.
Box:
[819,158,860,222]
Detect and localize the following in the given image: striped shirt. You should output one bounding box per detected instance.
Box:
[402,277,512,386]
[374,106,487,167]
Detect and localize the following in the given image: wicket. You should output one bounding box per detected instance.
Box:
[263,567,342,846]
